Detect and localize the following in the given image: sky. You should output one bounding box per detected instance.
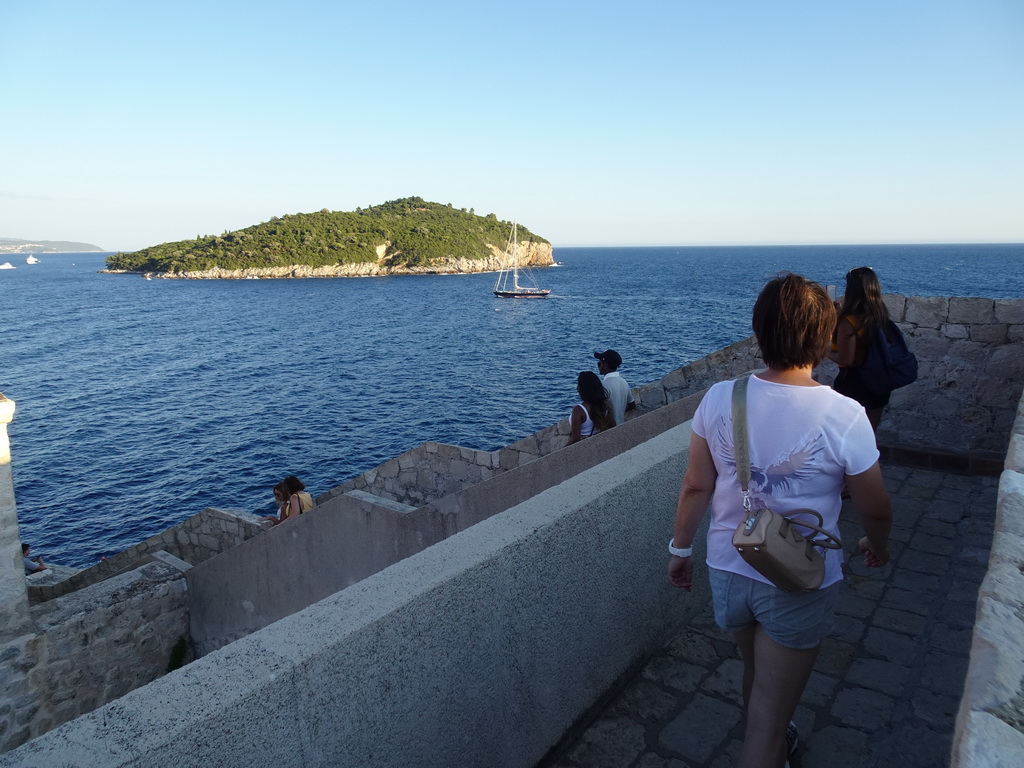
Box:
[1,0,1021,251]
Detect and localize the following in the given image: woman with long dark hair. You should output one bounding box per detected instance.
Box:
[566,371,614,445]
[828,266,891,431]
[262,476,314,525]
[668,274,892,768]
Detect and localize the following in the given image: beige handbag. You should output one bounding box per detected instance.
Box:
[730,376,843,592]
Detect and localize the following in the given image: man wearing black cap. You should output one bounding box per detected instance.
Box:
[594,349,635,426]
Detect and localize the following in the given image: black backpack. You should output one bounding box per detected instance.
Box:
[860,320,918,395]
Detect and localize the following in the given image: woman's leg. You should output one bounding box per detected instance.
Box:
[735,624,820,768]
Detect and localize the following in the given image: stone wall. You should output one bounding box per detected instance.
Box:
[0,421,708,768]
[28,508,267,604]
[323,337,764,510]
[951,388,1024,766]
[835,295,1023,458]
[0,556,191,753]
[187,391,708,656]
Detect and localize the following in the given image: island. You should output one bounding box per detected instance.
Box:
[102,197,554,279]
[0,238,105,253]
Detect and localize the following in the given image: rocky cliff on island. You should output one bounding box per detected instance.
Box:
[102,197,553,279]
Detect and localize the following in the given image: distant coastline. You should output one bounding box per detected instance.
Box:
[0,238,104,254]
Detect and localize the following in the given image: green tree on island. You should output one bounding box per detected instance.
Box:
[105,197,548,275]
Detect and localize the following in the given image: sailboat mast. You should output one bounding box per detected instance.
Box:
[512,222,520,290]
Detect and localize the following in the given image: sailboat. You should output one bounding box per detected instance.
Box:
[493,222,550,298]
[26,255,41,264]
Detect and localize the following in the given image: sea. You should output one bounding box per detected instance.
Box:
[1,243,1022,568]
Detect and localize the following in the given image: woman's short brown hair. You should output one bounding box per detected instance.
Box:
[752,273,835,370]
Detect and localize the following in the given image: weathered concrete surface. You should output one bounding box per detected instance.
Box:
[951,390,1024,768]
[544,464,1000,768]
[0,421,709,768]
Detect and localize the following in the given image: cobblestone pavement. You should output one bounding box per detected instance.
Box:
[545,465,999,768]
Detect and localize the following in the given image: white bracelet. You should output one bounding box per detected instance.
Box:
[668,539,693,558]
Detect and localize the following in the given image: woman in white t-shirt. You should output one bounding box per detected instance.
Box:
[667,274,892,768]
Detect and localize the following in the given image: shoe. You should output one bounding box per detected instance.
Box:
[786,721,799,755]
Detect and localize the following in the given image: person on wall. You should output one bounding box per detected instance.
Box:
[22,542,47,574]
[827,266,892,433]
[566,371,614,445]
[667,273,892,768]
[262,476,314,525]
[594,349,636,425]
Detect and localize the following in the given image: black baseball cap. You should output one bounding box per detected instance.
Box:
[593,349,622,368]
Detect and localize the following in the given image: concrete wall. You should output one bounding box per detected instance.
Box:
[951,387,1024,766]
[0,420,709,768]
[187,389,711,656]
[28,507,267,605]
[0,556,191,753]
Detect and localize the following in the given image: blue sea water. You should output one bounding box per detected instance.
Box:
[1,243,1022,568]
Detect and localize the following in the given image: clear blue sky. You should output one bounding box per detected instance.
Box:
[1,0,1021,251]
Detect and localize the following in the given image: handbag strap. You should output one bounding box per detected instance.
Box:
[731,375,752,504]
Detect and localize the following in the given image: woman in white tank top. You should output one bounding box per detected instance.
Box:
[566,371,614,445]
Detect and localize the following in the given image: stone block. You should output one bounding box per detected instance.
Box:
[994,299,1024,324]
[949,297,995,324]
[954,711,1024,768]
[906,296,949,328]
[378,459,399,479]
[566,715,646,768]
[883,293,906,320]
[942,323,969,339]
[638,382,666,408]
[659,692,742,764]
[961,597,1024,711]
[986,345,1024,380]
[1009,324,1024,343]
[978,562,1024,612]
[830,686,895,730]
[969,323,1008,344]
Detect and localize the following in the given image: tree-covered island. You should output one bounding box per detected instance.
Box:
[103,197,553,279]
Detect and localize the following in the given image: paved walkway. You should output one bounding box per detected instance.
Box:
[545,464,999,768]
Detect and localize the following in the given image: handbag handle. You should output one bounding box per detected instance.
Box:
[776,508,843,550]
[731,375,842,550]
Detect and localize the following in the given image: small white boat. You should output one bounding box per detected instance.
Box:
[26,255,40,264]
[0,262,15,270]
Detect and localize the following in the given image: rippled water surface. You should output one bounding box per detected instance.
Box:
[2,244,1021,566]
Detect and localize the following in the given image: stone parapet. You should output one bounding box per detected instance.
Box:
[28,507,267,604]
[951,386,1024,767]
[0,558,190,754]
[818,295,1024,459]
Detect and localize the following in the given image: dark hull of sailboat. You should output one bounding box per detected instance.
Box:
[494,289,551,298]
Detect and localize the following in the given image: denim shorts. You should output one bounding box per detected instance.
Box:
[708,567,840,649]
